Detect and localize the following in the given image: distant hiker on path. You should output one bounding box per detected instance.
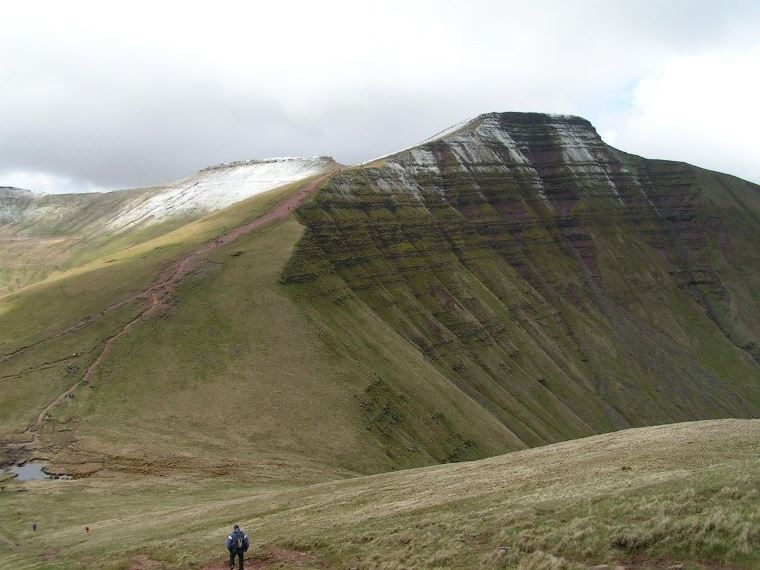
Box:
[226,524,249,570]
[32,522,37,532]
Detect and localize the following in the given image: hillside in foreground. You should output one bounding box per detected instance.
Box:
[1,420,758,569]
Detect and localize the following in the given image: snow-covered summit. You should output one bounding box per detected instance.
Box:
[372,112,618,211]
[417,116,480,146]
[0,156,338,236]
[108,155,338,231]
[391,112,605,171]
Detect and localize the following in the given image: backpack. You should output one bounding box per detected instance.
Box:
[233,531,244,550]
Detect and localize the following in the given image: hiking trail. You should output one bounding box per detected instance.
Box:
[1,173,334,460]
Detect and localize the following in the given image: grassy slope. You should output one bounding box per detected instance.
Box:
[0,187,193,296]
[283,173,609,447]
[1,137,759,568]
[0,420,758,569]
[280,150,760,454]
[4,152,760,478]
[47,210,519,478]
[1,174,518,479]
[0,181,323,448]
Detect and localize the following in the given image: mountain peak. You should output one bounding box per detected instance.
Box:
[387,111,608,187]
[475,111,591,125]
[0,156,339,243]
[415,112,597,148]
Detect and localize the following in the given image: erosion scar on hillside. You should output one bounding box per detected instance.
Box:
[11,173,334,452]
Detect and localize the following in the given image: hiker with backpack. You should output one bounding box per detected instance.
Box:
[226,524,249,570]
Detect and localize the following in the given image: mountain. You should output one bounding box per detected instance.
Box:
[1,112,760,481]
[282,112,760,449]
[0,156,338,295]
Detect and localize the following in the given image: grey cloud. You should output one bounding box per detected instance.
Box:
[2,0,759,192]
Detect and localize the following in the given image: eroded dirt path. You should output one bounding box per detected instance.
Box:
[3,172,334,458]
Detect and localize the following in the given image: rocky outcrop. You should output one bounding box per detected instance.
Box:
[284,112,760,449]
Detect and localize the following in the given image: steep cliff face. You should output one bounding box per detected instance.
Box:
[284,112,760,448]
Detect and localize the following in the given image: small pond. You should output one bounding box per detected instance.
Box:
[7,462,50,481]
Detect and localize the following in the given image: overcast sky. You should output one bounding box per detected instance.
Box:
[2,0,759,193]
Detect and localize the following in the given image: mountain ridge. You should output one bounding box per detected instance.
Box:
[282,110,760,449]
[1,110,759,480]
[0,155,339,229]
[0,156,339,295]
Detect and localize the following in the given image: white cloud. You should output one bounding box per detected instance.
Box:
[600,46,760,182]
[0,170,109,195]
[1,0,759,191]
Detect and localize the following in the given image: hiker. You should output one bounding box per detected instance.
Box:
[32,522,37,531]
[226,524,249,570]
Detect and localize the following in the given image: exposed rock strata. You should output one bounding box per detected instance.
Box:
[284,112,760,449]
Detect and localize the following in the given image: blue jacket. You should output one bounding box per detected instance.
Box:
[226,529,249,552]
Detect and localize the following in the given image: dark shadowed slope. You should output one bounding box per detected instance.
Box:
[283,112,760,449]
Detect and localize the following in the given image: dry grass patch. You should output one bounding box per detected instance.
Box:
[2,419,758,569]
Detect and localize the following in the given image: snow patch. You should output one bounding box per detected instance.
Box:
[0,186,47,198]
[108,156,334,231]
[381,162,428,202]
[407,148,440,172]
[550,121,599,165]
[548,121,625,204]
[385,115,557,209]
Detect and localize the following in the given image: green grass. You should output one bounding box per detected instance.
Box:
[7,151,758,481]
[2,172,517,480]
[0,420,758,569]
[3,122,760,568]
[281,155,760,451]
[45,212,520,478]
[0,177,356,458]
